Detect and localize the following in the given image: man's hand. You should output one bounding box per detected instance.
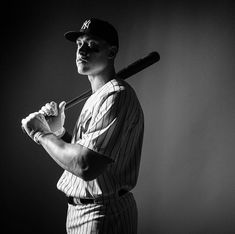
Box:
[39,101,66,136]
[21,112,52,142]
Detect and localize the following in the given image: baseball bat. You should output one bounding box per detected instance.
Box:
[21,51,160,133]
[65,51,160,110]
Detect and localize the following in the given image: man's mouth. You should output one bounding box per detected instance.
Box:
[77,57,88,63]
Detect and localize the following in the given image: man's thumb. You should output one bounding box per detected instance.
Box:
[59,101,66,114]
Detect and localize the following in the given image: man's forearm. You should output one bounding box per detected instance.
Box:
[38,133,88,178]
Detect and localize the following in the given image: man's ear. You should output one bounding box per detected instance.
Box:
[108,46,118,59]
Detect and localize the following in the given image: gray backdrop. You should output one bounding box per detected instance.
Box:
[2,0,235,233]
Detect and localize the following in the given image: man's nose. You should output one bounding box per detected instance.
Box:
[78,44,89,56]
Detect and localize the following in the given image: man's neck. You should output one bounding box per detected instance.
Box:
[88,66,116,93]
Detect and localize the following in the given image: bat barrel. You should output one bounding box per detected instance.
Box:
[116,52,160,79]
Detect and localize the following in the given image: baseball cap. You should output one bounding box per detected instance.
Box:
[64,18,119,50]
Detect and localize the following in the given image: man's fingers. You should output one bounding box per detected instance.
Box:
[58,101,66,114]
[50,101,58,116]
[40,106,50,116]
[46,103,55,115]
[39,102,58,116]
[41,103,55,116]
[22,112,38,125]
[35,113,46,122]
[38,110,45,115]
[27,112,38,118]
[21,112,38,133]
[21,118,26,126]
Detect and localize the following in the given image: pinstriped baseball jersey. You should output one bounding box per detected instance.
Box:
[57,78,144,199]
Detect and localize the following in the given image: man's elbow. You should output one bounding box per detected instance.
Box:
[80,168,98,181]
[72,161,99,181]
[70,145,112,181]
[76,161,109,181]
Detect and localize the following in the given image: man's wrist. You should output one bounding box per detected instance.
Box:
[33,131,54,144]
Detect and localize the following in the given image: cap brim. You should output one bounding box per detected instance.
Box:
[64,31,85,42]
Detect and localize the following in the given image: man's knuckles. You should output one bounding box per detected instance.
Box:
[40,102,58,116]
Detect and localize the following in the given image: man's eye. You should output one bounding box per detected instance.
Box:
[89,42,98,48]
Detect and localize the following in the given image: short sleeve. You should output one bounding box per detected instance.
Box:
[76,90,127,161]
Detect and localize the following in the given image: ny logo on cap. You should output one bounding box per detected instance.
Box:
[81,20,91,30]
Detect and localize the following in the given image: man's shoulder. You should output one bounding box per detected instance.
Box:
[106,79,143,111]
[89,78,140,110]
[106,78,135,94]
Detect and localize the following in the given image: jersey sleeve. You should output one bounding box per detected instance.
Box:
[75,89,127,161]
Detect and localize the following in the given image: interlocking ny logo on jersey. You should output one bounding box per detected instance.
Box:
[81,20,91,30]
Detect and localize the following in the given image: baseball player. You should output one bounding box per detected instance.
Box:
[21,18,144,234]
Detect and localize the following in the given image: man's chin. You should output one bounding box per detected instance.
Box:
[77,65,104,76]
[77,68,100,76]
[77,71,88,75]
[77,68,90,75]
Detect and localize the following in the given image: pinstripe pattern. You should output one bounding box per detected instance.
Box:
[66,192,137,234]
[57,78,144,233]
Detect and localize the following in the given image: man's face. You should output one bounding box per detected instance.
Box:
[76,35,112,76]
